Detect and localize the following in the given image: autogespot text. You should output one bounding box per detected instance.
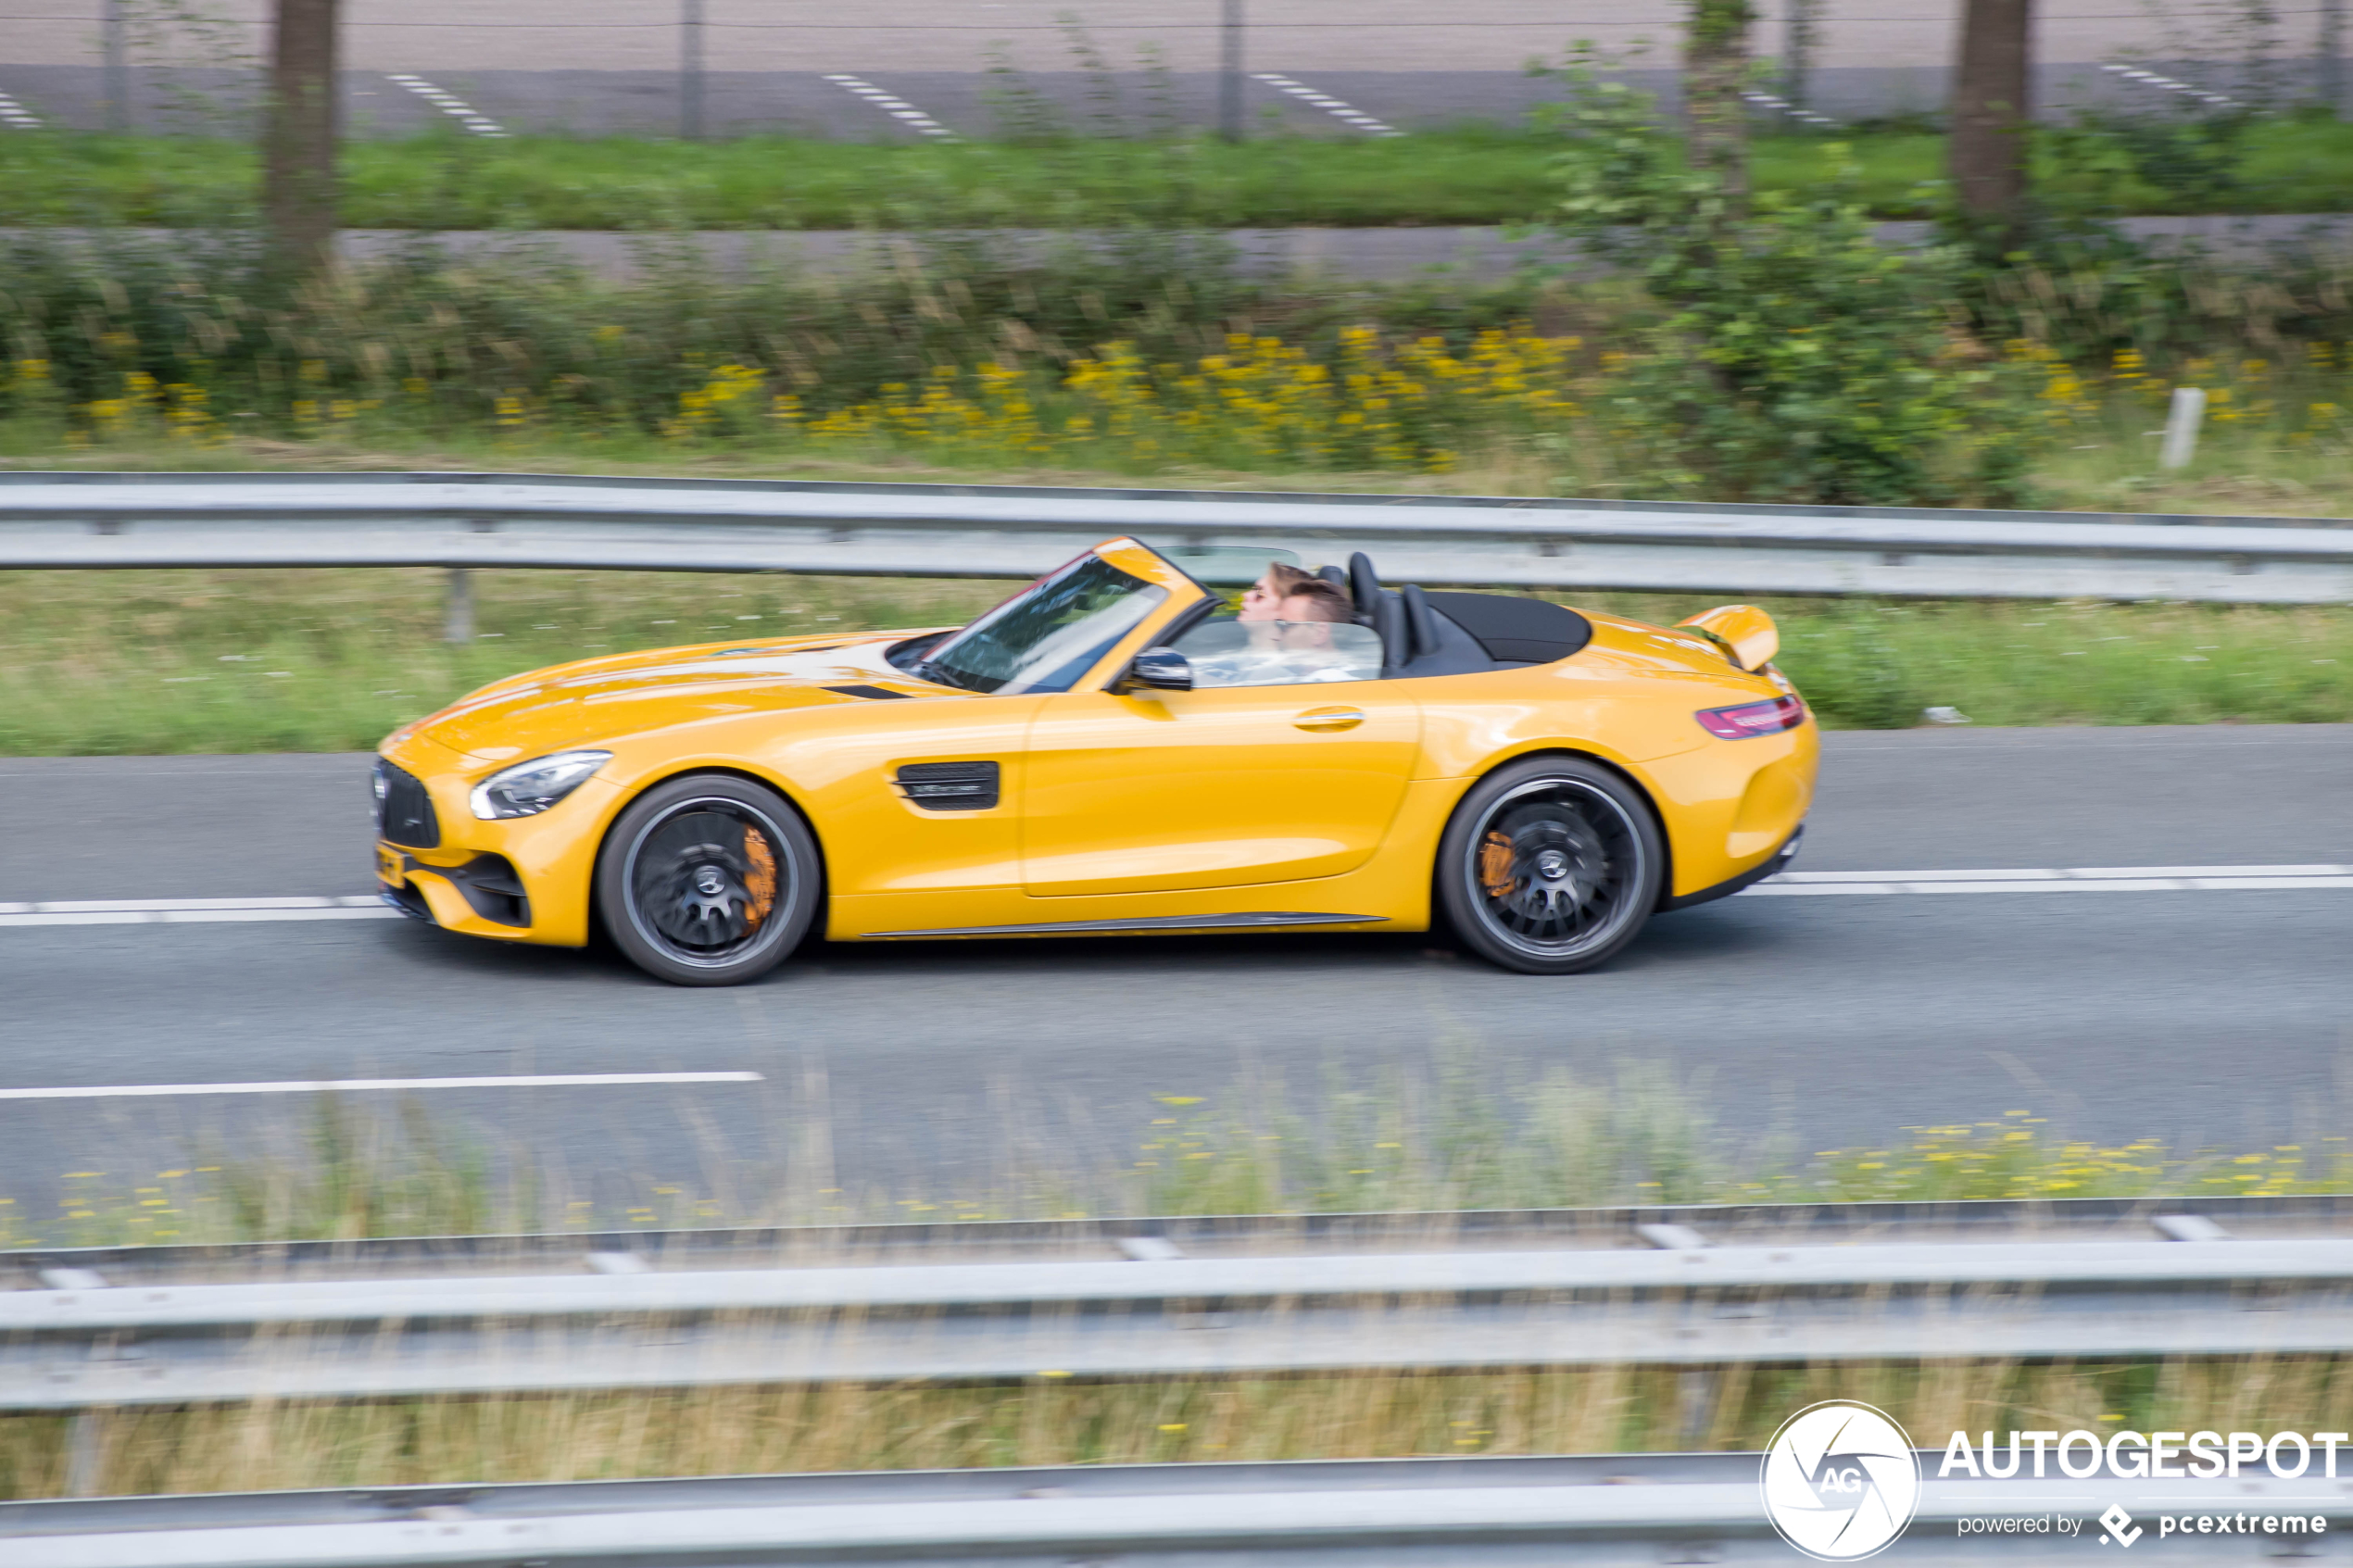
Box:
[1942,1430,2335,1542]
[1940,1427,2352,1480]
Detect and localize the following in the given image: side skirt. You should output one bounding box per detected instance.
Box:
[862,911,1390,939]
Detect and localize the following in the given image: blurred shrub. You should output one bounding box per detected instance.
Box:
[8,213,2353,495]
[1536,60,2053,505]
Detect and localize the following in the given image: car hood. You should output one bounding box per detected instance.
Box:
[394,629,954,764]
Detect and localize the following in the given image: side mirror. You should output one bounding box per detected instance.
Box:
[1121,646,1193,693]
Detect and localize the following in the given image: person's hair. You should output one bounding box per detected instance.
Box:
[1278,578,1353,623]
[1259,562,1317,596]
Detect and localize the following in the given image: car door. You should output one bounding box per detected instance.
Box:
[1019,638,1421,898]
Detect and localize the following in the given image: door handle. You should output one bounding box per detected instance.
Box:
[1293,708,1365,732]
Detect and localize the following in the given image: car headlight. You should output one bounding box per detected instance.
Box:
[469,750,612,821]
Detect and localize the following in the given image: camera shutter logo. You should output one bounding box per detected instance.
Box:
[1760,1401,1921,1561]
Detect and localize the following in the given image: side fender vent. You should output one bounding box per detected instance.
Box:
[896,760,1000,811]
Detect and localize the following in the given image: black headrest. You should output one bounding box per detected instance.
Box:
[1400,583,1441,662]
[1347,553,1382,620]
[1315,564,1348,587]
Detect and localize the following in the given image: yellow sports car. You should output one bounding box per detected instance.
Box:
[373,537,1815,986]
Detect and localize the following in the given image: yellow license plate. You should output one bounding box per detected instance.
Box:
[376,845,405,887]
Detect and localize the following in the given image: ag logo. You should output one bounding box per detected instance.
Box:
[1759,1401,1921,1561]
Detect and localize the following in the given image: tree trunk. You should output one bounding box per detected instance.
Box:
[263,0,340,276]
[1951,0,2032,239]
[1684,0,1755,206]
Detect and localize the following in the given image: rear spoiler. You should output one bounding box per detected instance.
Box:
[1677,605,1779,672]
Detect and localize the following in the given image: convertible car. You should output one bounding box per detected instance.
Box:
[372,538,1815,985]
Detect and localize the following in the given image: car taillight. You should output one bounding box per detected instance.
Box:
[1695,694,1806,738]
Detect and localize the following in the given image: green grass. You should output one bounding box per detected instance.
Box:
[7,120,2353,230]
[5,1076,2345,1499]
[0,564,2342,757]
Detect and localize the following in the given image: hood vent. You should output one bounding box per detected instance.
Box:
[826,684,912,700]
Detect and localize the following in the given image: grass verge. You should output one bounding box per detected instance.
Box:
[2,436,2346,754]
[9,1359,2351,1498]
[7,123,2353,229]
[1,563,2342,756]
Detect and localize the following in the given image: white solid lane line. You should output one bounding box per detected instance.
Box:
[1,867,2346,930]
[0,1073,764,1101]
[1774,864,2353,884]
[1252,74,1404,138]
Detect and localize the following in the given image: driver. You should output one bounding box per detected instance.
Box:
[1191,575,1370,686]
[1238,562,1321,622]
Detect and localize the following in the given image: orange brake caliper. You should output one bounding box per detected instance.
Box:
[741,830,778,930]
[1478,832,1518,898]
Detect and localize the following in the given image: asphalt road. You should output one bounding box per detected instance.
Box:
[1,725,2347,1220]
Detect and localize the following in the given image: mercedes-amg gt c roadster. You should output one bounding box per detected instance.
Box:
[372,538,1815,985]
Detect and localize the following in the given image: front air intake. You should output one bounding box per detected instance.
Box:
[375,759,442,847]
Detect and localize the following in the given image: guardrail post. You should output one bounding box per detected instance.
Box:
[444,567,474,644]
[2159,386,2207,470]
[66,1410,104,1496]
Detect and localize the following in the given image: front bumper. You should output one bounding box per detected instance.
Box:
[374,739,609,947]
[378,846,532,930]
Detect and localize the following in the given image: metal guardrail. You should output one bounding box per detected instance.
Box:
[5,1454,2346,1566]
[4,471,2350,603]
[6,1196,2349,1412]
[17,1191,2350,1282]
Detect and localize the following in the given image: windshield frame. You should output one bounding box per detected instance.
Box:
[903,538,1202,696]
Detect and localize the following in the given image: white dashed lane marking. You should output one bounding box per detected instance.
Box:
[1252,74,1404,137]
[1744,864,2353,896]
[0,1073,764,1101]
[2100,62,2237,108]
[823,74,958,141]
[0,89,43,129]
[384,73,510,138]
[0,896,396,926]
[1742,89,1838,128]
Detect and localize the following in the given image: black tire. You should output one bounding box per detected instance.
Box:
[1435,755,1665,976]
[595,773,820,987]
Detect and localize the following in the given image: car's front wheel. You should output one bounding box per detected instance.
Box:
[595,773,820,986]
[1435,755,1664,975]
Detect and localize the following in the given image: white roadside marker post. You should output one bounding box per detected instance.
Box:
[2160,385,2207,470]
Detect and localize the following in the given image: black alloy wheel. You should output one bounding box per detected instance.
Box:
[595,774,820,986]
[1435,755,1664,975]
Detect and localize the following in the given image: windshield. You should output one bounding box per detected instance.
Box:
[917,553,1168,695]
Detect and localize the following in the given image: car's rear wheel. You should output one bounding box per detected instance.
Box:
[1436,756,1664,976]
[596,774,819,987]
